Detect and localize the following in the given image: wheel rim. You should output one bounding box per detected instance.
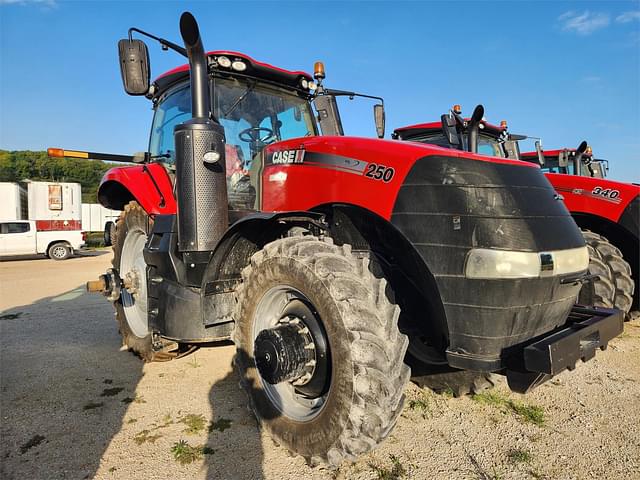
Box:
[51,246,67,259]
[119,228,149,338]
[252,285,328,422]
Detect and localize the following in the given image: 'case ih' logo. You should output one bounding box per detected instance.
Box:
[271,149,305,165]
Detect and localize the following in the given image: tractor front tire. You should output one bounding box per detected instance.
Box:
[234,235,410,467]
[579,230,634,318]
[112,201,174,362]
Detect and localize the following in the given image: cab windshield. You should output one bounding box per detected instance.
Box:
[149,76,317,166]
[404,132,506,157]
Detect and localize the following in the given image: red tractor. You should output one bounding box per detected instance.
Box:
[52,14,622,466]
[393,105,639,319]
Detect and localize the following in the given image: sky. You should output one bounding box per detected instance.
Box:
[1,0,638,181]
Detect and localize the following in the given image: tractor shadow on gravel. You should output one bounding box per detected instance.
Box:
[204,348,267,480]
[0,286,143,480]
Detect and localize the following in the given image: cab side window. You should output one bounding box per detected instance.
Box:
[149,86,192,164]
[1,222,30,234]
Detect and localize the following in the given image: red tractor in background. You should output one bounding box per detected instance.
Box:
[51,13,622,466]
[393,106,639,319]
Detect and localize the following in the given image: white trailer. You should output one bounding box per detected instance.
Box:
[0,183,28,221]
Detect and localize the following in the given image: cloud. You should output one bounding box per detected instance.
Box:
[616,11,640,23]
[0,0,57,6]
[558,10,610,35]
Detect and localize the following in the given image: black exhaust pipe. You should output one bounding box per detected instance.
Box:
[174,12,227,278]
[467,104,485,154]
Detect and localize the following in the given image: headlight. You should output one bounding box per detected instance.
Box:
[465,246,588,279]
[231,60,247,72]
[217,56,231,68]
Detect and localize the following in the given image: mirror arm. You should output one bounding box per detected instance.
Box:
[323,89,384,105]
[129,27,188,58]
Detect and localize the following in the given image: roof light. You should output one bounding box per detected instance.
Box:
[217,56,231,68]
[586,145,593,155]
[314,61,325,80]
[452,104,462,114]
[308,81,317,91]
[231,60,247,72]
[300,78,308,89]
[500,120,508,128]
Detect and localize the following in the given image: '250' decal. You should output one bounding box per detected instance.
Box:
[364,163,395,182]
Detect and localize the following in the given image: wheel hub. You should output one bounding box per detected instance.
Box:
[254,316,316,385]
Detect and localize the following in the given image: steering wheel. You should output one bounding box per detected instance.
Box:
[239,127,275,144]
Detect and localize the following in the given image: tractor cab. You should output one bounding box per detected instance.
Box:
[148,52,321,211]
[394,105,608,179]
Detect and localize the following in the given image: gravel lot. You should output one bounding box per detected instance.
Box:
[1,252,639,479]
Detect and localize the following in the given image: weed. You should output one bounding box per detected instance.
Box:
[179,414,207,434]
[209,418,232,432]
[108,467,117,473]
[186,356,201,368]
[134,395,147,404]
[408,396,430,418]
[507,448,533,464]
[171,440,214,465]
[441,386,455,398]
[20,435,45,454]
[133,429,162,445]
[83,402,104,410]
[126,418,138,424]
[101,387,124,397]
[472,391,545,426]
[369,454,407,480]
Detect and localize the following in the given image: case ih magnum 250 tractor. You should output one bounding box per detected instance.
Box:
[52,14,622,466]
[394,106,639,319]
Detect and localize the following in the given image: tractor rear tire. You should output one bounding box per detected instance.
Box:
[112,201,175,362]
[579,230,634,318]
[234,235,410,467]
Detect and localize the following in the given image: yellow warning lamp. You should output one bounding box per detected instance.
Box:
[452,104,462,114]
[500,120,508,128]
[586,145,593,155]
[314,61,325,81]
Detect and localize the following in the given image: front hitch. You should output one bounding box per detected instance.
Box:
[86,268,122,302]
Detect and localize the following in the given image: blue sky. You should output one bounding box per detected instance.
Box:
[1,0,638,181]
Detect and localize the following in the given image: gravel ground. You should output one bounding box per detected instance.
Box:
[1,252,639,480]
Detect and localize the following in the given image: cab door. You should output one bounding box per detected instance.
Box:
[0,222,36,255]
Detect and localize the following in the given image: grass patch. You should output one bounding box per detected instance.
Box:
[507,448,533,464]
[369,454,407,480]
[472,391,545,426]
[20,435,45,454]
[209,417,232,432]
[83,401,104,410]
[133,429,162,445]
[186,356,202,368]
[101,387,124,397]
[85,232,105,248]
[408,395,430,418]
[179,414,207,434]
[126,418,138,424]
[171,440,215,465]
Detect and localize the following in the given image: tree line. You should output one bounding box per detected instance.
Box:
[0,150,110,203]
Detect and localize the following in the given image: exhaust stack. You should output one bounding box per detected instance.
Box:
[467,104,485,154]
[174,12,227,266]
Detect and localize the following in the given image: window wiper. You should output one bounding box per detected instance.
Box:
[224,81,257,117]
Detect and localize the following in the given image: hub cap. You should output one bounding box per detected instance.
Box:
[252,286,330,422]
[50,245,68,259]
[119,228,149,338]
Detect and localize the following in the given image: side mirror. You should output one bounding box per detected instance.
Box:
[374,104,385,138]
[558,150,569,167]
[441,114,460,145]
[118,39,150,96]
[535,141,545,165]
